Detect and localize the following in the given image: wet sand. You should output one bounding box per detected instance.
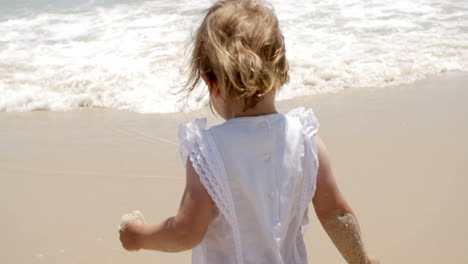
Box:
[1,73,467,263]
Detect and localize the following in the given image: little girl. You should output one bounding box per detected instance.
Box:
[119,0,379,263]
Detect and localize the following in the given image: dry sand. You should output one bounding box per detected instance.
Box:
[1,73,467,263]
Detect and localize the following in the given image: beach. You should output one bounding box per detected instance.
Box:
[1,73,467,263]
[2,1,468,262]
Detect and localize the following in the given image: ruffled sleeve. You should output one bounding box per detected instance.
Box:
[178,118,207,167]
[286,107,320,139]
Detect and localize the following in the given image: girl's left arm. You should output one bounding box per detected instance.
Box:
[119,159,214,252]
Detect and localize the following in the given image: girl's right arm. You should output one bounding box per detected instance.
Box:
[312,135,380,264]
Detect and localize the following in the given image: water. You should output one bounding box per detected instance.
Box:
[1,0,467,113]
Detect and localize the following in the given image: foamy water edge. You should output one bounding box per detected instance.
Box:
[1,0,467,113]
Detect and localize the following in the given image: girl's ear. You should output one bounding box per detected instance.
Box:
[202,73,220,97]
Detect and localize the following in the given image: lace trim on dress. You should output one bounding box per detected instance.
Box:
[179,119,244,264]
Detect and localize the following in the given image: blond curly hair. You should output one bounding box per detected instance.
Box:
[184,0,289,111]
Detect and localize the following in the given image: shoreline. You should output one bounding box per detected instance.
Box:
[1,72,467,263]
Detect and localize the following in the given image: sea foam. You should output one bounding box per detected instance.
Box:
[1,0,467,113]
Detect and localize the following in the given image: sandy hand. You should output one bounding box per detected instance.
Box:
[118,210,146,231]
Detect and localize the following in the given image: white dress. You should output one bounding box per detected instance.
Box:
[178,107,320,264]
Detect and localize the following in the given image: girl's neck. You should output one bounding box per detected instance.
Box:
[224,92,278,120]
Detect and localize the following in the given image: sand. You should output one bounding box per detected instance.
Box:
[119,210,146,231]
[1,73,467,263]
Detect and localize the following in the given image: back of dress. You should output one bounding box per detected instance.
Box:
[178,107,319,264]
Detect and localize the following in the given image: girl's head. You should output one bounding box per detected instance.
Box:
[185,0,289,117]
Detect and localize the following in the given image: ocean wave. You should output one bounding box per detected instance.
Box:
[1,0,467,113]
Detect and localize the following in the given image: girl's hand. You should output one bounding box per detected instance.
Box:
[368,256,381,264]
[119,218,144,251]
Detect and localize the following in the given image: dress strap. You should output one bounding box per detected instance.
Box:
[287,107,320,211]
